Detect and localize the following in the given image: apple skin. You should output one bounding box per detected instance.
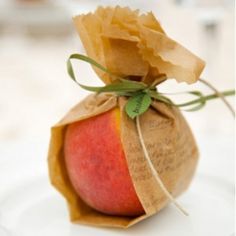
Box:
[64,108,144,216]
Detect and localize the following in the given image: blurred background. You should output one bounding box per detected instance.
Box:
[0,0,234,235]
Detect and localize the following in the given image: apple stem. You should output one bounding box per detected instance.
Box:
[136,116,189,216]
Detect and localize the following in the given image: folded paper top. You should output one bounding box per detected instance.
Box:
[73,6,205,85]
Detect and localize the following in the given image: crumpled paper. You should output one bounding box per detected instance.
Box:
[73,6,205,85]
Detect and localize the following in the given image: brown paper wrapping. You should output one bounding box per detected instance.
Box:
[48,6,204,228]
[48,93,198,228]
[73,6,205,84]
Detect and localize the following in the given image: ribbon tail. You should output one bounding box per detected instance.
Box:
[199,79,235,117]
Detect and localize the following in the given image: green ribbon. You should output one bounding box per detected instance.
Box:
[67,53,235,119]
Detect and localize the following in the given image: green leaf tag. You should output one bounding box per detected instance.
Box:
[125,92,152,119]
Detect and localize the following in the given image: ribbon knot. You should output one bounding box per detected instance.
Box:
[67,53,235,119]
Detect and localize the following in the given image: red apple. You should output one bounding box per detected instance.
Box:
[64,108,144,216]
